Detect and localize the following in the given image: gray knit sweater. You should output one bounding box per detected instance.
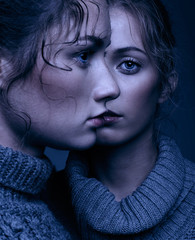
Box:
[0,145,70,240]
[65,136,195,239]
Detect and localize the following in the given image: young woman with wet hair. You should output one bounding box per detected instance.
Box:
[0,0,115,238]
[65,0,195,239]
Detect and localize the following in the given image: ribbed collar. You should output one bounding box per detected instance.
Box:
[0,145,53,195]
[66,136,185,235]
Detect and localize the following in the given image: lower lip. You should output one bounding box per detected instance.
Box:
[88,116,121,127]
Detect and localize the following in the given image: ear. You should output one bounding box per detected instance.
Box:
[158,71,178,103]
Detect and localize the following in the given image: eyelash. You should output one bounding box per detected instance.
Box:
[117,58,142,74]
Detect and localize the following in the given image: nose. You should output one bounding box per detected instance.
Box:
[92,60,120,102]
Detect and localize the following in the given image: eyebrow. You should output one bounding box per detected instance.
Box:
[113,46,147,56]
[77,35,105,48]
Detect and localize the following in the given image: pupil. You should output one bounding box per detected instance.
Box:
[81,53,88,61]
[126,62,133,68]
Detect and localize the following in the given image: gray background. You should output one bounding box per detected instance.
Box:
[45,0,195,170]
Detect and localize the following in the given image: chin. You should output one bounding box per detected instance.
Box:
[68,134,96,150]
[96,137,122,146]
[47,132,96,151]
[95,130,124,146]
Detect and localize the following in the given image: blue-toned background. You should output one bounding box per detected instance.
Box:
[45,0,195,170]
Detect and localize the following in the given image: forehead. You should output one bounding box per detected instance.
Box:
[47,0,111,46]
[78,0,111,40]
[109,7,144,50]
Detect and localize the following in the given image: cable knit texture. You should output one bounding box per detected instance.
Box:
[0,145,70,240]
[66,136,195,240]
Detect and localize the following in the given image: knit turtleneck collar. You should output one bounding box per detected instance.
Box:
[66,136,188,236]
[0,145,53,195]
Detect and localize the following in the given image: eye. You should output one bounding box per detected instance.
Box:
[73,50,93,68]
[78,52,89,64]
[117,58,141,74]
[74,50,94,68]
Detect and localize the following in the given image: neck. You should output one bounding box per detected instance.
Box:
[0,110,45,158]
[89,131,157,201]
[0,127,45,158]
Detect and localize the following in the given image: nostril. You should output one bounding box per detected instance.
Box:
[93,84,120,102]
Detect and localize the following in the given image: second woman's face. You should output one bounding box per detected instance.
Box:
[95,8,162,146]
[3,0,120,155]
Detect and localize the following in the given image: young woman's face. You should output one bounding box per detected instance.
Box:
[1,0,120,155]
[95,8,162,146]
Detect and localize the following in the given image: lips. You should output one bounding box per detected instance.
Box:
[98,111,121,121]
[88,110,122,127]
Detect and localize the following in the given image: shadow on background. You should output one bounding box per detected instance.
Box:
[162,0,195,162]
[45,0,195,171]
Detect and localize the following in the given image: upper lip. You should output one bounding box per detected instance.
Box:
[90,110,122,119]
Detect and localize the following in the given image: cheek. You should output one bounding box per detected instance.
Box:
[122,76,160,115]
[40,67,88,101]
[135,84,159,108]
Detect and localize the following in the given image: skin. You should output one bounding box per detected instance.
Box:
[0,0,119,157]
[86,8,166,201]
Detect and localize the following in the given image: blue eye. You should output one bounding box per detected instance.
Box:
[122,61,135,69]
[77,52,89,64]
[117,59,141,74]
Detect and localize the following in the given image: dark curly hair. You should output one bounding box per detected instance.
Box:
[0,0,97,105]
[0,0,103,137]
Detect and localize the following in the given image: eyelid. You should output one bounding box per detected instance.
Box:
[73,48,92,57]
[119,56,142,65]
[72,42,103,54]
